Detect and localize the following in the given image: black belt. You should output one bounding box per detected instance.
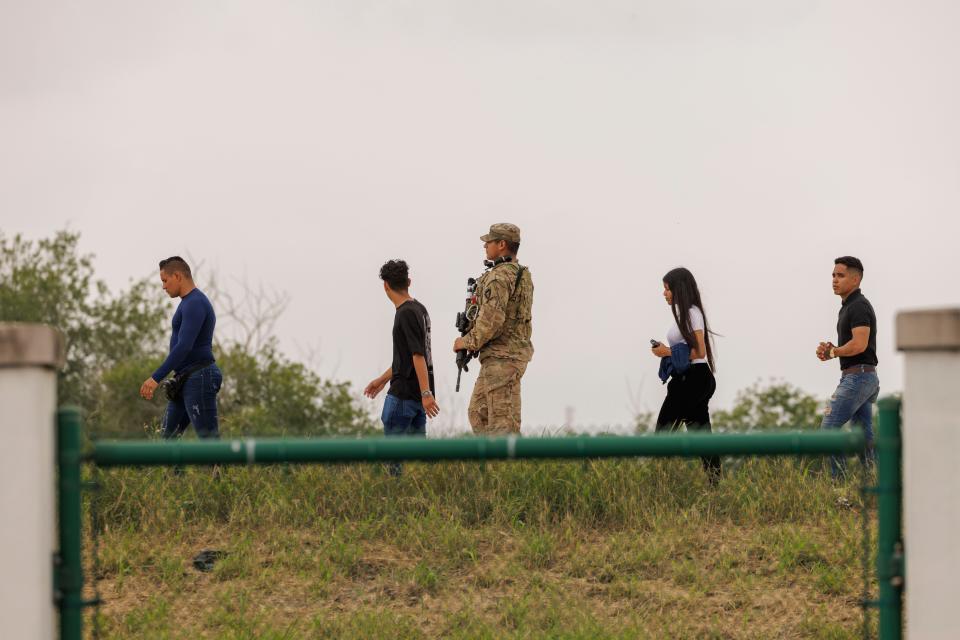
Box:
[174,360,215,379]
[841,364,876,376]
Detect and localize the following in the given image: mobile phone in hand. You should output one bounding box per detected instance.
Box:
[650,339,661,348]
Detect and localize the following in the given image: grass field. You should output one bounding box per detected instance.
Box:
[83,456,876,639]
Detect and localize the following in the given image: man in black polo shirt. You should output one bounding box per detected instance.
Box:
[816,256,879,477]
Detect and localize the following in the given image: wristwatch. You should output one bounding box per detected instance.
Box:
[421,390,433,398]
[829,347,837,359]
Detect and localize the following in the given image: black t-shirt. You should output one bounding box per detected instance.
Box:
[388,299,435,401]
[837,289,878,369]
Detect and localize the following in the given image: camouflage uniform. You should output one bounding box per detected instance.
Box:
[461,224,534,434]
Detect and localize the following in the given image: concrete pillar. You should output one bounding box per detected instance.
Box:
[896,308,960,640]
[0,324,65,640]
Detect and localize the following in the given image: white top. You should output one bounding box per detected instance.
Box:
[666,306,707,364]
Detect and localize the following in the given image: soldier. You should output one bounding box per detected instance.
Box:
[453,223,534,434]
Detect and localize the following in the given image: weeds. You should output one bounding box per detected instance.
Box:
[84,457,875,639]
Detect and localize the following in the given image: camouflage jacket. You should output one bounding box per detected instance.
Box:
[461,261,534,363]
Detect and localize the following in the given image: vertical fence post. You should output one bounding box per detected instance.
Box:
[876,396,903,640]
[0,324,65,639]
[896,307,960,638]
[57,406,84,640]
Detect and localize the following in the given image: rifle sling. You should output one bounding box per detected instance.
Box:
[511,266,525,300]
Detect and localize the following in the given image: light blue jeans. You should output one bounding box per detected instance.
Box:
[821,370,879,478]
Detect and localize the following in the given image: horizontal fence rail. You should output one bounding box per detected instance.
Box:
[90,431,866,467]
[62,401,903,640]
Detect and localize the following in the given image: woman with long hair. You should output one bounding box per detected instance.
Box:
[651,267,721,482]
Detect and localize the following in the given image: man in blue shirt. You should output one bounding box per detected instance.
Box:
[139,257,222,439]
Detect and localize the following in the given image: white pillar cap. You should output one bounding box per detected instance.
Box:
[896,308,960,352]
[0,323,65,369]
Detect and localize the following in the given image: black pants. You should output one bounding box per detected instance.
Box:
[656,363,721,481]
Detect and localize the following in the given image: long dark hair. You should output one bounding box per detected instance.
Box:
[663,267,716,371]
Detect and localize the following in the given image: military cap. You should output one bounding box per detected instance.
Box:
[480,223,521,243]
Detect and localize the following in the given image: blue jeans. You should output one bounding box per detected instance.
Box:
[162,364,223,439]
[821,370,879,477]
[381,394,426,475]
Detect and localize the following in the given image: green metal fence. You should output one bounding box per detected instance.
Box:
[55,399,904,639]
[874,397,904,639]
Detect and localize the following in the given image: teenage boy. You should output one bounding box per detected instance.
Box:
[365,260,438,472]
[139,256,222,439]
[816,256,879,477]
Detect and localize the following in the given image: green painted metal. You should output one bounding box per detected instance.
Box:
[876,397,903,640]
[69,420,901,637]
[56,407,84,640]
[90,430,866,467]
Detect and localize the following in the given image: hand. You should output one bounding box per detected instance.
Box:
[651,344,671,358]
[422,395,440,418]
[816,343,826,360]
[817,342,835,361]
[364,378,387,399]
[453,337,466,353]
[140,377,159,400]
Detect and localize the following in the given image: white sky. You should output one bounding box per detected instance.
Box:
[3,1,958,433]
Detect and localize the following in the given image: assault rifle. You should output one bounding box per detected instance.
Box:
[454,277,479,392]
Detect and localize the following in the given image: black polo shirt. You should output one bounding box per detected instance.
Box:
[837,289,878,369]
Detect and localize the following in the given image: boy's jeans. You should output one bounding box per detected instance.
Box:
[381,394,426,476]
[162,364,223,439]
[821,370,879,478]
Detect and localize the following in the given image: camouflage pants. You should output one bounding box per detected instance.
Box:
[468,358,528,435]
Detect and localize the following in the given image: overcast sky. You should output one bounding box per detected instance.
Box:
[3,1,958,433]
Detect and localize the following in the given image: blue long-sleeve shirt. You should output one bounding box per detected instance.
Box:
[151,288,216,382]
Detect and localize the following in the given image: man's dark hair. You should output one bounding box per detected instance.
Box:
[379,259,410,292]
[159,256,192,278]
[834,256,864,275]
[505,240,520,255]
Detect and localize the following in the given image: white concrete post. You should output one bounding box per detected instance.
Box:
[896,308,960,640]
[0,324,65,640]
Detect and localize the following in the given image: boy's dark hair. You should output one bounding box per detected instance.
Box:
[505,240,520,255]
[379,259,410,292]
[159,256,192,278]
[834,256,864,275]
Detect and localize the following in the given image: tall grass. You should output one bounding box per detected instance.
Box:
[85,457,875,639]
